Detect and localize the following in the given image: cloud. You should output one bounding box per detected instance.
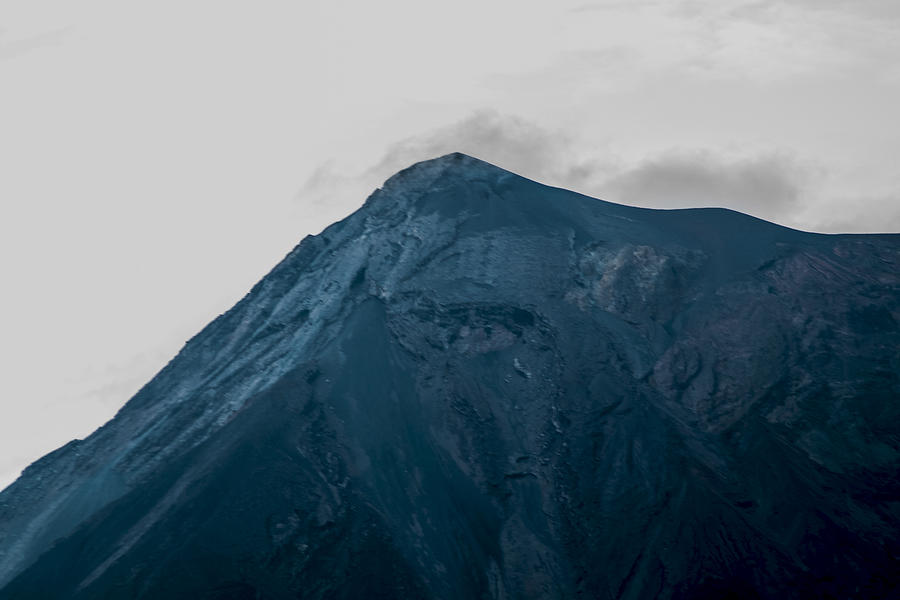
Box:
[803,192,900,234]
[297,110,900,234]
[557,0,900,86]
[295,111,604,231]
[0,27,69,61]
[602,151,804,219]
[368,111,586,183]
[376,112,808,225]
[785,0,900,20]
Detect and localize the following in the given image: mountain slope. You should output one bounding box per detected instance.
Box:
[1,153,898,599]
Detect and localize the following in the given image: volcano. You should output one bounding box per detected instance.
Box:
[1,153,898,599]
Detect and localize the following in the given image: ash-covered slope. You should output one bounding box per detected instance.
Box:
[1,153,899,599]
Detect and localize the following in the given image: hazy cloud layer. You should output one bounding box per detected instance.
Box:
[362,112,900,234]
[789,0,900,20]
[301,112,811,230]
[603,152,804,218]
[805,193,900,235]
[0,28,69,60]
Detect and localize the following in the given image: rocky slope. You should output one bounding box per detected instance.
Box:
[0,153,898,599]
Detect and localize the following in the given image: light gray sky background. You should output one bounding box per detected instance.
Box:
[2,0,899,489]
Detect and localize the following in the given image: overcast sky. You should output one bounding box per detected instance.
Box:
[1,0,899,489]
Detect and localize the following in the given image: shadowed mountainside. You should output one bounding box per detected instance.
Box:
[1,153,898,598]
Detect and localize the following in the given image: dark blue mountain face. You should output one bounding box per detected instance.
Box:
[1,153,898,599]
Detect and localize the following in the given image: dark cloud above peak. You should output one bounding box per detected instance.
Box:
[397,113,807,222]
[602,152,804,219]
[296,111,601,230]
[369,111,579,182]
[379,114,818,229]
[298,110,898,234]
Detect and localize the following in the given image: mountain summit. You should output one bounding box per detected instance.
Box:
[1,154,898,598]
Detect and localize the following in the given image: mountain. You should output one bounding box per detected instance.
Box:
[0,152,898,599]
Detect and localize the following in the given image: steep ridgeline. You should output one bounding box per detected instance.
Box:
[1,153,898,599]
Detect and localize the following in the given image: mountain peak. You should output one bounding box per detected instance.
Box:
[405,151,499,173]
[380,152,507,193]
[358,152,514,221]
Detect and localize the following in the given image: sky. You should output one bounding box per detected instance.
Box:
[1,0,899,489]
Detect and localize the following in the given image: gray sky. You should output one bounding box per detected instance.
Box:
[1,0,898,489]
